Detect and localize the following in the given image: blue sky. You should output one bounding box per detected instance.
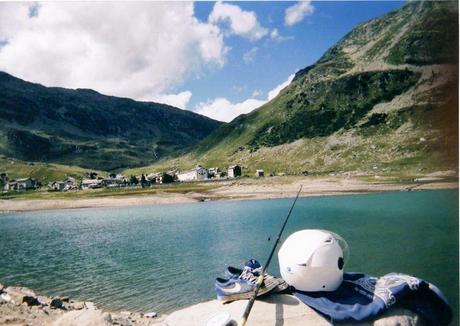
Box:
[188,1,403,108]
[0,1,404,122]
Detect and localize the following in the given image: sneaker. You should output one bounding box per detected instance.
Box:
[214,264,284,302]
[223,259,261,279]
[225,260,289,294]
[215,268,279,303]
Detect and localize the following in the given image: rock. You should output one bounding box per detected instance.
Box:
[22,295,41,306]
[144,311,157,318]
[50,298,64,309]
[61,296,70,302]
[38,295,50,305]
[164,294,423,326]
[84,302,96,310]
[5,287,36,305]
[52,309,112,326]
[119,311,131,317]
[0,293,11,303]
[0,283,4,293]
[70,302,85,310]
[112,316,133,326]
[115,316,132,326]
[102,312,112,323]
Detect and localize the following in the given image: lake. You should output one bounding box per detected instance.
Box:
[0,190,458,320]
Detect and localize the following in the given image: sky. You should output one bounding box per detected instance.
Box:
[0,1,405,122]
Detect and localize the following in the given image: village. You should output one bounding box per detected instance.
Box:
[0,165,267,192]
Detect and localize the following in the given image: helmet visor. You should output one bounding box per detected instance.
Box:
[328,231,350,268]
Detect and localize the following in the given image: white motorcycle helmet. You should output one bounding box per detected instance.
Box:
[278,229,349,292]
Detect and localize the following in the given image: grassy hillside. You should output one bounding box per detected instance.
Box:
[0,155,100,183]
[0,72,222,171]
[128,1,458,177]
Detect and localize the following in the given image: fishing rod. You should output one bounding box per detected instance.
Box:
[238,185,303,326]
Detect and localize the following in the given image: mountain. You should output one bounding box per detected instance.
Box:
[133,1,458,177]
[0,72,222,170]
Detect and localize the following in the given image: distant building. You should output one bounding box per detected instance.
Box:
[208,167,220,178]
[177,165,208,182]
[64,177,77,185]
[81,179,103,189]
[103,174,125,188]
[64,177,78,190]
[17,178,37,190]
[146,172,162,184]
[50,181,66,191]
[5,178,37,191]
[255,169,265,177]
[48,177,78,191]
[228,165,242,178]
[4,181,17,191]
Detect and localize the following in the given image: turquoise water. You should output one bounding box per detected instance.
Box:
[0,190,458,319]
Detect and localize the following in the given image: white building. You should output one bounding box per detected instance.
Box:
[146,172,161,183]
[5,178,37,191]
[50,181,66,191]
[255,169,265,177]
[177,166,208,182]
[208,167,220,178]
[103,174,126,188]
[228,165,242,178]
[81,179,103,189]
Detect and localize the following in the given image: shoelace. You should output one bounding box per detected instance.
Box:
[247,266,274,279]
[239,268,259,284]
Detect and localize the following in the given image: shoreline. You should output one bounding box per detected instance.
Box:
[0,176,458,213]
[0,283,165,325]
[0,281,441,326]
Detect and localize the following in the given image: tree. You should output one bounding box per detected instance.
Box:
[140,174,147,188]
[161,173,174,184]
[129,175,139,185]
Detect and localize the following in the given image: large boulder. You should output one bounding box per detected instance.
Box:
[68,301,85,310]
[22,295,41,306]
[50,297,64,309]
[52,309,112,326]
[163,294,422,326]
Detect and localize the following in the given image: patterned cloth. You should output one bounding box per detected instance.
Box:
[293,272,452,325]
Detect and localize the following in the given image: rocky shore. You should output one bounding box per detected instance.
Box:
[0,283,163,326]
[1,282,428,326]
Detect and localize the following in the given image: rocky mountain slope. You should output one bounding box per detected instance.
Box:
[0,72,222,170]
[138,1,458,177]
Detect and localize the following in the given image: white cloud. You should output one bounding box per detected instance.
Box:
[268,74,295,100]
[251,90,262,98]
[285,1,314,27]
[209,2,268,41]
[270,28,294,43]
[195,97,266,123]
[195,74,295,122]
[270,29,280,40]
[243,47,258,64]
[149,91,192,110]
[0,2,226,103]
